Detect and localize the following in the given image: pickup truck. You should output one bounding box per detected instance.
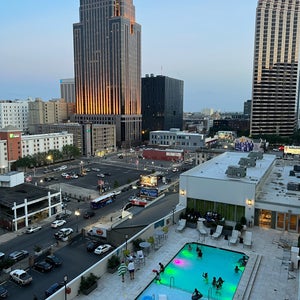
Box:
[10,269,32,286]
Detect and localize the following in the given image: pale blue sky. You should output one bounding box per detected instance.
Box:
[0,0,257,112]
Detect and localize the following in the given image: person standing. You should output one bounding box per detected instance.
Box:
[118,261,127,282]
[128,260,135,280]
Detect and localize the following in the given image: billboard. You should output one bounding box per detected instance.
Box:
[140,187,158,198]
[284,146,300,155]
[140,175,157,187]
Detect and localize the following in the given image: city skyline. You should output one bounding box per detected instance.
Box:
[0,0,257,112]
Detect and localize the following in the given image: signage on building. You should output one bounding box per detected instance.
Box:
[140,175,157,187]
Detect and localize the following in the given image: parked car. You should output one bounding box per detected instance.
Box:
[45,282,64,297]
[26,225,42,234]
[8,250,29,262]
[104,172,111,176]
[94,244,112,255]
[62,196,70,202]
[91,168,100,172]
[86,240,101,252]
[61,173,69,178]
[10,269,32,285]
[0,252,5,260]
[55,212,71,220]
[34,261,53,273]
[97,173,105,178]
[54,228,73,240]
[51,220,66,228]
[0,286,8,298]
[45,254,62,267]
[83,211,95,219]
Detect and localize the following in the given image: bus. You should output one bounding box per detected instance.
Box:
[90,192,116,209]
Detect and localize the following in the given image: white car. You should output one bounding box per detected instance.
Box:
[61,173,69,178]
[94,244,112,255]
[71,174,78,179]
[54,228,73,240]
[26,225,42,233]
[51,220,66,228]
[92,168,100,172]
[97,173,105,178]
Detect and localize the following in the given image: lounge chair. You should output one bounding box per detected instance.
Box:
[211,225,223,239]
[197,221,207,236]
[229,229,240,245]
[136,250,145,265]
[243,231,253,248]
[158,295,167,300]
[176,219,186,232]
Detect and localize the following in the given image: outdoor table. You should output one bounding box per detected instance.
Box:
[139,241,151,256]
[155,230,165,245]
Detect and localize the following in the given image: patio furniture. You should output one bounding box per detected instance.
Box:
[211,225,223,239]
[136,250,145,265]
[176,219,186,232]
[197,220,207,236]
[229,229,240,245]
[243,231,253,248]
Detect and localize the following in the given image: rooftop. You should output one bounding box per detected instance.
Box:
[75,225,299,300]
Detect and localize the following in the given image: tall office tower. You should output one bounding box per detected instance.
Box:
[141,74,184,137]
[250,0,300,136]
[73,0,142,147]
[60,78,75,103]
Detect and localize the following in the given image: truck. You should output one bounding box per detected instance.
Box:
[10,269,32,286]
[87,223,112,239]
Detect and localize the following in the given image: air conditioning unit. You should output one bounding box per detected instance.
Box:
[238,157,256,167]
[225,166,247,178]
[248,151,263,160]
[287,182,300,191]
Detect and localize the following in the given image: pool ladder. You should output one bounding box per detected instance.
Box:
[169,276,175,288]
[207,287,212,300]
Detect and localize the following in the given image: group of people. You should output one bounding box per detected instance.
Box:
[118,259,135,282]
[191,288,203,300]
[153,262,165,283]
[238,255,248,267]
[212,276,224,289]
[187,244,203,258]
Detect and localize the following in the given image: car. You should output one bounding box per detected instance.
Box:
[34,261,53,273]
[62,196,70,202]
[172,167,179,172]
[86,240,101,252]
[55,212,71,220]
[85,168,91,172]
[8,250,29,262]
[0,252,5,260]
[97,173,105,178]
[45,254,62,267]
[54,228,73,240]
[113,190,121,196]
[26,225,42,233]
[43,169,52,174]
[45,282,64,297]
[10,269,32,285]
[0,286,8,298]
[103,172,111,176]
[83,211,95,219]
[51,220,66,228]
[44,177,52,182]
[70,174,79,179]
[61,173,69,178]
[94,244,112,255]
[91,168,100,172]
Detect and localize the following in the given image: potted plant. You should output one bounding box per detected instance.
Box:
[79,273,98,295]
[107,255,121,273]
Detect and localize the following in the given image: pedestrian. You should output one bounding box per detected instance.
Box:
[154,270,161,283]
[127,260,135,280]
[118,261,127,282]
[159,262,165,273]
[212,276,217,287]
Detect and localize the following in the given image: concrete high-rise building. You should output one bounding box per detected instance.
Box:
[141,74,183,135]
[73,0,142,147]
[60,78,75,103]
[250,0,300,136]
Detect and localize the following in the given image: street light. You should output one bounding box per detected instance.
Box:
[75,208,80,233]
[125,234,128,250]
[172,207,176,225]
[64,275,68,300]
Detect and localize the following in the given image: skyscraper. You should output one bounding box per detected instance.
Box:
[73,0,141,146]
[250,0,300,136]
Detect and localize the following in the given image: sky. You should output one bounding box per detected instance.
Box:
[0,0,258,112]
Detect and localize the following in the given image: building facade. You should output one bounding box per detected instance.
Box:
[60,78,75,103]
[73,0,142,147]
[142,74,184,135]
[149,129,204,151]
[0,100,29,132]
[21,132,73,157]
[250,0,300,136]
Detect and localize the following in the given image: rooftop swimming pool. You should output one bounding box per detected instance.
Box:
[136,242,248,300]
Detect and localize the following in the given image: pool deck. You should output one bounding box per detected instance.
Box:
[75,225,300,300]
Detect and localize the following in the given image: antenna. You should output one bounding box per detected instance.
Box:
[161,66,163,75]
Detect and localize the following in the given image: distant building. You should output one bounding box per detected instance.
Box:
[28,98,75,133]
[243,100,251,116]
[250,0,300,136]
[21,132,73,157]
[60,78,75,103]
[73,0,142,147]
[0,100,29,132]
[142,74,183,135]
[34,123,116,157]
[149,128,204,151]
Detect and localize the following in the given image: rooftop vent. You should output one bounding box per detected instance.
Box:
[287,182,300,191]
[238,157,256,167]
[248,151,263,160]
[225,165,247,178]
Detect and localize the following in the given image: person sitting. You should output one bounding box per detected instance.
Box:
[198,249,203,258]
[159,262,165,273]
[212,276,217,287]
[239,255,248,267]
[191,288,203,300]
[234,265,240,273]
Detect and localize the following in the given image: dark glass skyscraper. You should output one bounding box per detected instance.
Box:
[250,0,300,136]
[142,74,184,136]
[73,0,141,146]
